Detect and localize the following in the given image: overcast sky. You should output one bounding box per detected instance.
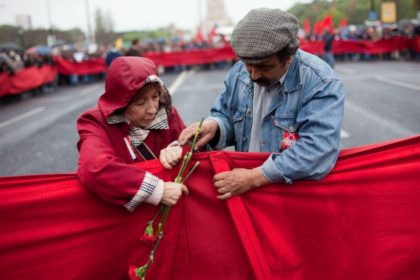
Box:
[0,0,310,32]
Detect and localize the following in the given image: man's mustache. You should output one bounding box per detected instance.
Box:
[251,77,271,86]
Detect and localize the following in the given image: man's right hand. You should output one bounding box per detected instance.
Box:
[178,119,219,150]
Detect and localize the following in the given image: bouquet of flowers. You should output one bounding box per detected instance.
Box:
[129,119,204,280]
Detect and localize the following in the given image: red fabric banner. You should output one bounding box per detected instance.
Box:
[144,46,237,67]
[300,36,414,55]
[53,56,106,76]
[1,135,420,279]
[0,65,56,97]
[145,37,419,67]
[409,36,420,53]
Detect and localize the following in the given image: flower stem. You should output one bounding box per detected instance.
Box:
[181,161,200,184]
[133,118,204,279]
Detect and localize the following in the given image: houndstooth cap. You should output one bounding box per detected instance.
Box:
[231,8,299,65]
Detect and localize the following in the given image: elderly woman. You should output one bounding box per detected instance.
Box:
[77,57,186,212]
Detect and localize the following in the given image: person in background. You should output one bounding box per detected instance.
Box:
[179,8,345,199]
[125,39,143,57]
[77,57,186,212]
[105,43,123,67]
[322,28,335,68]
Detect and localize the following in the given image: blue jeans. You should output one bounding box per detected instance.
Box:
[323,51,335,68]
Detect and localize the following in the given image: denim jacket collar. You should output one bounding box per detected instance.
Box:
[283,50,302,93]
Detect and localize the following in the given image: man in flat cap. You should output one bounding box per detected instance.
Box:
[179,8,345,199]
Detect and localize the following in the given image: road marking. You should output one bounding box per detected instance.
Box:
[346,99,413,137]
[374,75,420,92]
[341,129,350,138]
[168,70,195,95]
[335,66,356,75]
[0,106,45,129]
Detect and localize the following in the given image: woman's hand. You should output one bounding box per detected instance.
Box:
[160,182,188,206]
[159,143,183,169]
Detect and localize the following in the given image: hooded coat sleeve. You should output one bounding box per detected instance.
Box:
[76,110,163,210]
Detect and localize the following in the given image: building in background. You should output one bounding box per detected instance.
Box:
[204,0,233,35]
[15,14,32,30]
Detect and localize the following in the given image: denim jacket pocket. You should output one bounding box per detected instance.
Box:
[272,116,297,133]
[271,116,297,152]
[232,111,246,150]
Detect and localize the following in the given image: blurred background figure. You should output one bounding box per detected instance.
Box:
[322,28,335,68]
[105,43,122,67]
[125,38,143,57]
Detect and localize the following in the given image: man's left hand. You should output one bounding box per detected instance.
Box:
[213,167,270,200]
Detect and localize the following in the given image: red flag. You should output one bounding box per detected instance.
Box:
[303,18,311,35]
[314,20,323,36]
[194,27,204,43]
[323,15,334,32]
[208,24,218,44]
[339,17,348,28]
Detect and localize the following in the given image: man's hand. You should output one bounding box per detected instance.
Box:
[213,167,270,199]
[178,119,219,149]
[161,182,188,206]
[159,144,182,169]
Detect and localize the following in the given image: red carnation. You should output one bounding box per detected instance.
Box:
[140,233,157,243]
[128,265,141,280]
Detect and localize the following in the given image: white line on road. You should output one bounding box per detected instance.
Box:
[374,75,420,92]
[168,70,195,95]
[0,106,45,129]
[341,129,350,138]
[346,99,413,137]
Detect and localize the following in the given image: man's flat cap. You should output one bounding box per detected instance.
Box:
[231,8,299,64]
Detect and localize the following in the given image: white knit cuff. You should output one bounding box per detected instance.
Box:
[124,172,162,212]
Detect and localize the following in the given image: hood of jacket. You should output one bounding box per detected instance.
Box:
[98,56,158,119]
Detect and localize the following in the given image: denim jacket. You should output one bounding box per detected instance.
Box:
[209,49,345,184]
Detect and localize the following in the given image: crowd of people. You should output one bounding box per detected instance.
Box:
[1,19,419,75]
[0,47,54,76]
[1,16,419,99]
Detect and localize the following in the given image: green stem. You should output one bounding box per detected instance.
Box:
[149,205,164,224]
[181,161,200,184]
[137,118,204,279]
[190,118,204,152]
[175,117,204,181]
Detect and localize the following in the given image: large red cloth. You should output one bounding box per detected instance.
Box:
[144,46,237,67]
[0,65,56,97]
[1,135,420,279]
[300,36,414,55]
[53,56,106,76]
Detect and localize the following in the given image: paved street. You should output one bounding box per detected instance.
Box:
[0,60,419,176]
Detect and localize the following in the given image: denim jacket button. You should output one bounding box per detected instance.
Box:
[243,137,247,142]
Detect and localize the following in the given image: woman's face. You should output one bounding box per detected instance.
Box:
[124,84,160,128]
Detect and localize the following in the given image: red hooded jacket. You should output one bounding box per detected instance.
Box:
[77,57,185,208]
